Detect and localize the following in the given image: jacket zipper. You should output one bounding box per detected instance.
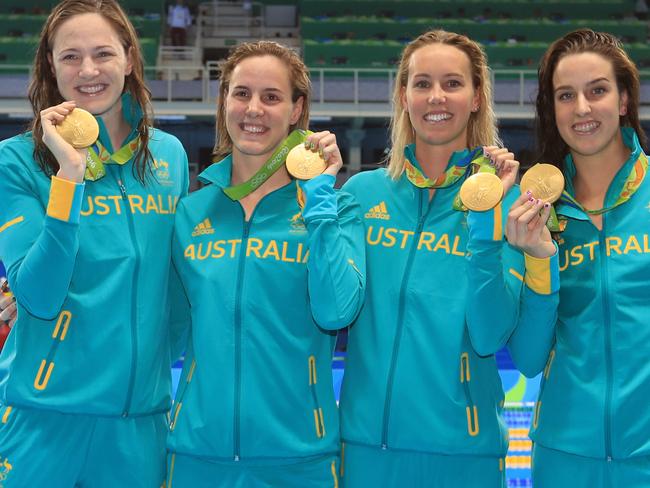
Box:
[233,216,252,461]
[117,168,140,417]
[598,215,613,461]
[380,190,426,449]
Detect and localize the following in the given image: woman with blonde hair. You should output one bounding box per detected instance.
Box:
[338,29,544,487]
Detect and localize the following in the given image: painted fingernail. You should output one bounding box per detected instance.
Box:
[304,141,310,148]
[528,196,535,202]
[544,202,550,208]
[526,190,532,196]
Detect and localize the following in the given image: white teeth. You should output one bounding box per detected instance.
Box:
[425,113,452,122]
[573,121,599,132]
[78,85,104,94]
[242,124,265,133]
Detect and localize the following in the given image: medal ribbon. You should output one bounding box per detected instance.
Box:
[223,130,311,201]
[403,146,486,190]
[84,136,141,181]
[402,147,495,211]
[555,152,648,216]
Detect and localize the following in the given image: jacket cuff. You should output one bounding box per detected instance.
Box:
[46,176,85,224]
[466,202,504,242]
[298,174,337,221]
[524,244,560,295]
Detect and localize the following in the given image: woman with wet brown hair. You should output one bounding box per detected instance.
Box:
[0,1,189,485]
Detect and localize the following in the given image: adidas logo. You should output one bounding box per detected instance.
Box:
[364,201,390,220]
[192,218,215,236]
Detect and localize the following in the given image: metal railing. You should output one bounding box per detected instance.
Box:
[2,64,650,111]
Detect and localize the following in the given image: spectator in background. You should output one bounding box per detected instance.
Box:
[635,0,649,20]
[168,0,192,46]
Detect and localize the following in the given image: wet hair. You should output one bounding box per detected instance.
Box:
[386,29,499,179]
[536,29,646,168]
[212,41,311,162]
[28,0,153,182]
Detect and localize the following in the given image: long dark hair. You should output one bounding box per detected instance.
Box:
[536,29,646,169]
[28,0,154,182]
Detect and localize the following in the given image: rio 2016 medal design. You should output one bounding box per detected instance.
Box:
[56,108,99,149]
[459,172,504,211]
[285,144,327,180]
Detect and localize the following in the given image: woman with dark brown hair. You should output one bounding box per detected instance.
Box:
[508,29,650,487]
[0,1,189,485]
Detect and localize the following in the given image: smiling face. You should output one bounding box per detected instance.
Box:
[401,43,479,154]
[48,12,132,119]
[224,55,304,162]
[553,51,628,161]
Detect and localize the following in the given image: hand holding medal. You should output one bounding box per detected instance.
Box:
[55,107,100,149]
[459,146,519,211]
[519,163,565,204]
[286,130,342,180]
[41,101,99,182]
[506,163,563,259]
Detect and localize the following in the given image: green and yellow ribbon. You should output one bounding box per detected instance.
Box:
[402,146,496,211]
[84,136,140,181]
[223,129,310,201]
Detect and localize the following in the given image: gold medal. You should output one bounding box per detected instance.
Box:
[285,144,327,180]
[459,172,504,211]
[520,163,565,203]
[56,108,99,148]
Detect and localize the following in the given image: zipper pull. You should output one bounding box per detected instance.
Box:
[117,179,127,199]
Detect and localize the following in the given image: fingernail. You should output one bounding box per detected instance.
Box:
[526,190,532,196]
[304,141,310,148]
[544,202,550,208]
[319,149,324,158]
[528,196,535,202]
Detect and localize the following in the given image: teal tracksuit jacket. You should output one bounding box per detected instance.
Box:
[511,128,650,460]
[0,95,189,416]
[339,146,552,458]
[167,156,365,462]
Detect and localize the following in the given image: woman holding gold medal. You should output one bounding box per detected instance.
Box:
[0,0,189,486]
[505,29,650,487]
[165,41,365,487]
[338,29,546,487]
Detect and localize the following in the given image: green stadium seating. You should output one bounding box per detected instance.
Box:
[299,0,636,21]
[299,0,647,69]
